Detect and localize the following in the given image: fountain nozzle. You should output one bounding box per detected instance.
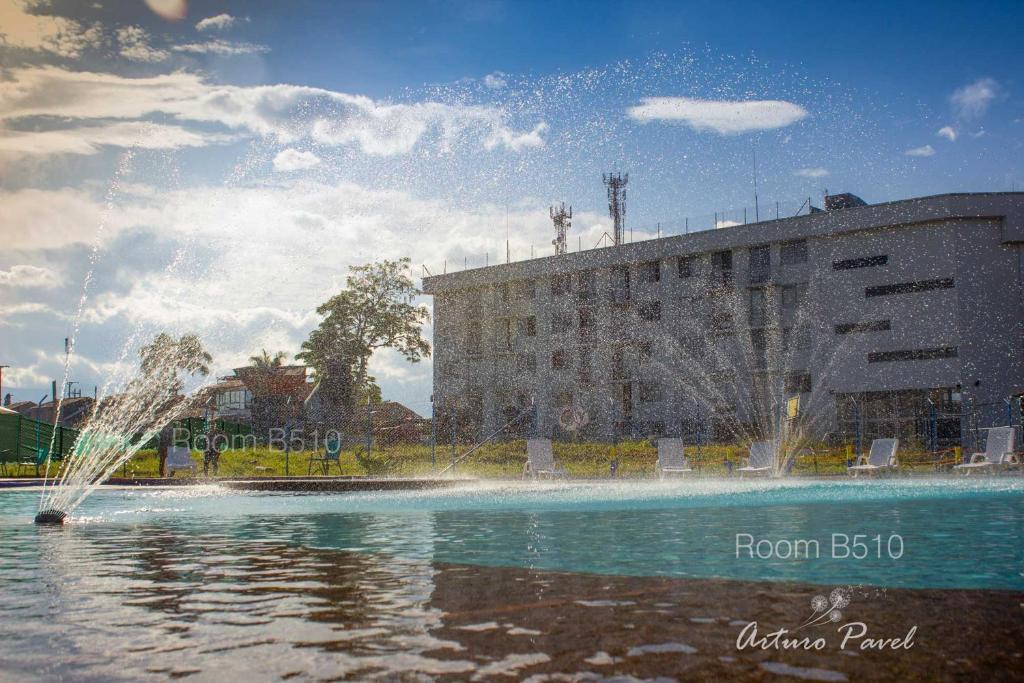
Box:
[34,509,68,525]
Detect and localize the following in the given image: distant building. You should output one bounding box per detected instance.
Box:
[21,397,95,429]
[423,192,1024,446]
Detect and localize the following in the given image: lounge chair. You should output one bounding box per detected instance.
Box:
[523,438,568,479]
[737,440,776,476]
[656,438,694,478]
[165,445,197,477]
[847,438,899,476]
[954,426,1018,474]
[308,437,343,475]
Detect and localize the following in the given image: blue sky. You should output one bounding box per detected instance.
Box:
[1,0,1022,415]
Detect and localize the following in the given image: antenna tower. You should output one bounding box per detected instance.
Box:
[550,203,572,255]
[603,172,628,245]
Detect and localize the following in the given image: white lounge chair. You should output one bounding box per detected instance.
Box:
[847,438,899,476]
[523,439,568,479]
[656,438,693,478]
[737,440,776,476]
[165,445,197,477]
[954,426,1018,474]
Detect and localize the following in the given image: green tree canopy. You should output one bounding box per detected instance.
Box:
[139,333,212,395]
[298,257,430,393]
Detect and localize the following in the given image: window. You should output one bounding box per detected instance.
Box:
[749,288,766,327]
[498,282,510,305]
[551,311,573,334]
[637,300,662,322]
[785,372,812,393]
[466,322,482,355]
[577,270,597,300]
[578,308,594,335]
[550,273,572,296]
[637,340,653,363]
[578,346,593,383]
[678,255,696,278]
[834,255,888,270]
[611,265,631,303]
[710,308,733,330]
[868,347,958,363]
[751,329,768,368]
[524,316,537,337]
[866,278,953,297]
[835,320,891,335]
[639,382,662,403]
[780,239,808,265]
[710,250,733,285]
[495,318,512,351]
[552,348,570,370]
[517,280,536,300]
[781,284,807,310]
[749,245,770,283]
[641,260,660,283]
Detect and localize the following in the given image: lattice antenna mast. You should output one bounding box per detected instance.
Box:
[603,172,628,245]
[550,203,572,255]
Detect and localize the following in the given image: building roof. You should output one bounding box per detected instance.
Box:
[373,400,423,425]
[423,192,1024,293]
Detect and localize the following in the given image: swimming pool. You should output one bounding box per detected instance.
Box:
[3,478,1023,589]
[1,479,1022,680]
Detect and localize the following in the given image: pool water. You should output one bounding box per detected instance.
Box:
[3,478,1022,590]
[0,479,1022,680]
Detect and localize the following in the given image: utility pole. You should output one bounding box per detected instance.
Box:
[430,395,437,472]
[366,395,373,457]
[603,172,628,246]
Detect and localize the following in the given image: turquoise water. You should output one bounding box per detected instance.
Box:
[2,478,1022,590]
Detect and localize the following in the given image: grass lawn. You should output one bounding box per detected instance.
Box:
[12,439,962,479]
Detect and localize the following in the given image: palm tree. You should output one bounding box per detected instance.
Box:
[249,349,287,371]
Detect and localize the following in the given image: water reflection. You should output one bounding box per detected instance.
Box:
[2,508,1023,681]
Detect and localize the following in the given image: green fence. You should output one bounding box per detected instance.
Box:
[0,413,251,475]
[0,412,80,474]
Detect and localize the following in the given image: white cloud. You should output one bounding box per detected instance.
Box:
[936,125,957,141]
[0,186,158,249]
[951,78,999,119]
[116,25,169,62]
[627,96,808,134]
[0,265,60,288]
[171,39,269,56]
[483,72,507,89]
[0,121,232,161]
[0,0,104,58]
[195,14,242,32]
[483,121,548,151]
[905,144,936,157]
[273,148,321,172]
[794,167,829,178]
[0,67,544,156]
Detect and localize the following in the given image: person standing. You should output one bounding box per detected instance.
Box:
[203,409,225,477]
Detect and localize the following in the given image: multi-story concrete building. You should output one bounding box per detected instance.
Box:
[423,192,1024,446]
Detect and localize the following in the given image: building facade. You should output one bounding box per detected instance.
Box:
[423,193,1024,447]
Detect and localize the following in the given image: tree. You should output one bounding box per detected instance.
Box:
[138,333,211,476]
[238,349,298,439]
[298,257,430,395]
[140,333,212,396]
